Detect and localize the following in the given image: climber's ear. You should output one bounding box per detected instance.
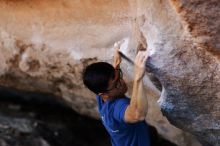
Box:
[98,93,109,101]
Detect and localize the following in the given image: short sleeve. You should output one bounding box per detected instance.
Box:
[113,98,130,123]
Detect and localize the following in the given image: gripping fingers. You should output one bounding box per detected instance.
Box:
[134,51,148,81]
[114,40,125,50]
[135,51,148,66]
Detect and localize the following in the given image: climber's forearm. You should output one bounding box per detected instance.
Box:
[113,59,120,69]
[124,79,148,123]
[130,79,148,119]
[124,51,148,123]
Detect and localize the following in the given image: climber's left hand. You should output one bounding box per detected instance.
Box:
[113,41,123,69]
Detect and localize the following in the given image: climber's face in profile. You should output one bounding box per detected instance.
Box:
[105,68,128,98]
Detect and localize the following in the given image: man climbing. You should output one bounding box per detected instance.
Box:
[82,41,151,146]
[82,42,177,146]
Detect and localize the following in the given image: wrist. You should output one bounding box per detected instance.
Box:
[114,64,120,69]
[133,78,143,83]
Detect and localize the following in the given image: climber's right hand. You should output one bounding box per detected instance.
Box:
[134,51,148,81]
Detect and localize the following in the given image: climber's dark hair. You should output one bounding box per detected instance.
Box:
[82,62,115,94]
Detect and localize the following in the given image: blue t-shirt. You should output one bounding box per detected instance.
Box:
[96,95,151,146]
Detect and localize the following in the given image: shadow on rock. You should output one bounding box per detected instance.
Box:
[0,87,111,146]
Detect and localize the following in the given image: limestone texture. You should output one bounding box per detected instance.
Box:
[140,0,220,145]
[0,0,219,146]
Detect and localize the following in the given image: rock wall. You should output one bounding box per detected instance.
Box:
[1,0,219,145]
[0,87,111,146]
[138,0,220,145]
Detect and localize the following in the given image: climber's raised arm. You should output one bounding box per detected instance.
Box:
[124,51,148,123]
[112,42,122,69]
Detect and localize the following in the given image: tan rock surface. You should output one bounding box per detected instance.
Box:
[138,0,220,145]
[2,0,218,145]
